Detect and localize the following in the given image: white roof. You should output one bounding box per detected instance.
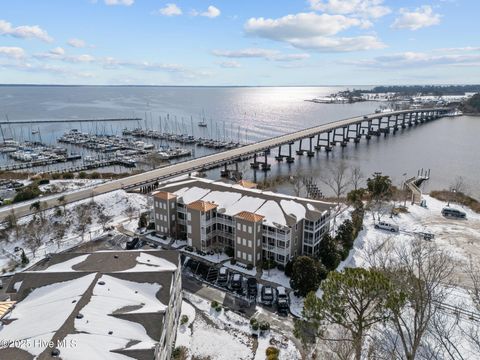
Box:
[256,200,286,227]
[0,274,96,356]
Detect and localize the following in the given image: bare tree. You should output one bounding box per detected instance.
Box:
[57,195,67,215]
[319,162,351,229]
[145,152,165,170]
[97,207,113,231]
[380,238,455,360]
[290,174,307,197]
[350,165,364,191]
[124,205,136,222]
[449,176,466,205]
[24,218,50,258]
[76,203,92,241]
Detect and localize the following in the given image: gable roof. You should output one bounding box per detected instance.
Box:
[154,191,177,200]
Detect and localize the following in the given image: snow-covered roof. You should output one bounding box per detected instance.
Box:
[0,250,180,360]
[156,177,332,228]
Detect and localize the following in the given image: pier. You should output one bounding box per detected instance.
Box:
[0,117,142,125]
[0,108,451,221]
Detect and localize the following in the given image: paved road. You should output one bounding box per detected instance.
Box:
[0,108,448,222]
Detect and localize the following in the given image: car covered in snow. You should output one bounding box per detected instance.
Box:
[217,267,229,285]
[374,221,399,232]
[441,207,466,219]
[261,285,275,306]
[230,273,244,293]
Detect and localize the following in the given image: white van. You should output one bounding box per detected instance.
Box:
[374,221,399,232]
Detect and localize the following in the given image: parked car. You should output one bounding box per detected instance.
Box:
[441,207,466,219]
[261,285,275,306]
[231,273,243,293]
[417,231,435,241]
[125,237,143,250]
[247,277,258,297]
[276,286,289,315]
[374,221,399,232]
[217,267,229,285]
[0,279,3,289]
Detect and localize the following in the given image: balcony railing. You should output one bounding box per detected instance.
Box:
[262,244,289,255]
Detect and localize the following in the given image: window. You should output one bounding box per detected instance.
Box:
[156,225,160,231]
[171,202,175,209]
[242,224,247,232]
[171,214,175,221]
[257,253,261,261]
[155,201,159,208]
[155,213,159,220]
[248,240,252,248]
[242,238,246,246]
[248,226,252,234]
[237,250,241,258]
[178,212,185,220]
[187,212,192,221]
[257,238,260,247]
[243,252,247,260]
[248,254,252,262]
[237,223,241,230]
[187,225,192,234]
[237,236,241,244]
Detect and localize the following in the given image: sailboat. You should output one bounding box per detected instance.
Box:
[198,110,208,127]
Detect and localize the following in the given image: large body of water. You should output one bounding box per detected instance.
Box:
[0,86,479,197]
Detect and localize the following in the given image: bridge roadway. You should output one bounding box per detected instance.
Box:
[0,108,449,222]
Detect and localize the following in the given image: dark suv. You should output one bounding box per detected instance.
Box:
[247,277,257,297]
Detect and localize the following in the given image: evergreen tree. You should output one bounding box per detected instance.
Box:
[297,267,404,360]
[290,256,322,297]
[21,250,29,266]
[318,233,341,271]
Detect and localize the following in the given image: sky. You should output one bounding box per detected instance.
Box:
[0,0,479,86]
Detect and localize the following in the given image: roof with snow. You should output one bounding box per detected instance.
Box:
[0,250,180,360]
[154,177,332,228]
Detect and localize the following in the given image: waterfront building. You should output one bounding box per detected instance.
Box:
[152,177,332,266]
[0,250,181,360]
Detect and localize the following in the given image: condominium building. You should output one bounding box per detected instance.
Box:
[0,250,182,360]
[152,177,332,266]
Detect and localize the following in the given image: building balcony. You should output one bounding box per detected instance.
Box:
[262,244,289,255]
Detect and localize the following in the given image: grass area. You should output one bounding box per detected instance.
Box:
[430,190,480,213]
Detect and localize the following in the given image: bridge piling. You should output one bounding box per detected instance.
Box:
[296,139,305,155]
[307,136,315,156]
[286,142,294,163]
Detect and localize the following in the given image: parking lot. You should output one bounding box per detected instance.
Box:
[183,256,293,317]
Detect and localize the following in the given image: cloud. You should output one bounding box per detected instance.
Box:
[0,19,53,42]
[212,48,310,61]
[50,47,65,56]
[218,60,241,68]
[34,50,95,63]
[343,51,480,68]
[392,6,441,31]
[204,5,221,18]
[67,38,87,48]
[0,46,26,59]
[156,3,182,16]
[104,0,134,6]
[308,0,391,19]
[244,12,385,52]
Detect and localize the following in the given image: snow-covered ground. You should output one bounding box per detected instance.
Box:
[340,195,480,279]
[261,268,291,289]
[39,179,106,193]
[177,292,301,360]
[0,188,148,273]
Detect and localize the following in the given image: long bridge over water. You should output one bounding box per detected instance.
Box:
[0,107,452,221]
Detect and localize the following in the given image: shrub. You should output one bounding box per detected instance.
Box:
[215,305,222,312]
[180,315,189,325]
[21,250,29,266]
[262,259,276,270]
[224,246,234,257]
[38,179,50,185]
[211,300,219,308]
[13,184,41,203]
[251,322,259,331]
[230,258,236,265]
[267,354,279,360]
[62,172,74,179]
[284,259,294,277]
[259,321,270,331]
[78,171,87,179]
[90,172,101,179]
[266,347,280,357]
[276,264,285,271]
[246,263,253,270]
[250,317,258,326]
[51,173,61,180]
